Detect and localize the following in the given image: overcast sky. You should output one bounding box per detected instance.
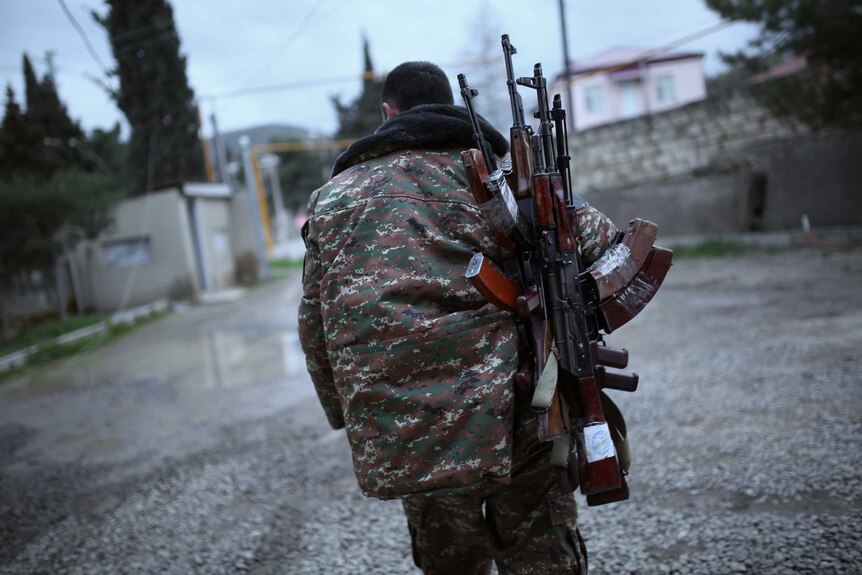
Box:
[0,0,759,139]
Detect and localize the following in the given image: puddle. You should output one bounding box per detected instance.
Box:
[0,327,314,465]
[2,328,308,398]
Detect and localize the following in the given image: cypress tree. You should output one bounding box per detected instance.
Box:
[331,36,385,140]
[15,54,85,177]
[94,0,204,192]
[0,85,36,178]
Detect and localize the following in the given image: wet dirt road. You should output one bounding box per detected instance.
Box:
[1,246,861,574]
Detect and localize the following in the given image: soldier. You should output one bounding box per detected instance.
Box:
[298,61,619,574]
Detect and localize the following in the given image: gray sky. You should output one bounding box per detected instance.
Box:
[0,0,758,139]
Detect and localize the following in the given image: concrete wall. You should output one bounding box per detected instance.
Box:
[197,199,235,291]
[580,130,862,236]
[747,131,862,230]
[79,189,199,312]
[583,172,745,237]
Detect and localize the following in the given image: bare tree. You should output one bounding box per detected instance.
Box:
[459,1,510,133]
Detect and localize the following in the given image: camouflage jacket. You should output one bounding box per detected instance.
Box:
[298,105,618,499]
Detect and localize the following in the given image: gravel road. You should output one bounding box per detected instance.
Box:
[1,246,860,574]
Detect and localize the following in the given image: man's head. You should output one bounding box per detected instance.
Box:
[381,61,454,121]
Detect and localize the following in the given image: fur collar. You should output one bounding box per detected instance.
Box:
[331,104,509,177]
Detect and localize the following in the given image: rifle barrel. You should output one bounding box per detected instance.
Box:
[457,73,496,172]
[502,34,526,127]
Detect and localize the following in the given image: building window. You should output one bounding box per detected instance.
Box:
[656,75,676,103]
[620,80,642,118]
[584,86,605,114]
[103,237,152,268]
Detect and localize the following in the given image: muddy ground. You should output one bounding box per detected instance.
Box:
[1,246,860,574]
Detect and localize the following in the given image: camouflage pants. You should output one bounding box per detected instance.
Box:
[401,392,588,575]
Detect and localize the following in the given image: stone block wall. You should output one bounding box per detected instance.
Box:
[568,89,861,234]
[570,90,808,194]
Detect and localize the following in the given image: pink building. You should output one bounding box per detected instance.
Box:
[553,47,707,131]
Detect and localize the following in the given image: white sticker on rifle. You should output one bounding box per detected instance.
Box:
[501,181,519,221]
[583,423,615,463]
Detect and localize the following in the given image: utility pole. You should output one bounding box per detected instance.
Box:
[259,153,289,244]
[240,136,270,281]
[558,0,576,132]
[210,113,230,183]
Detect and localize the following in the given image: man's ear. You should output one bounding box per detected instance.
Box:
[381,101,400,121]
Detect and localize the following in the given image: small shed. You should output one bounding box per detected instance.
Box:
[76,182,257,312]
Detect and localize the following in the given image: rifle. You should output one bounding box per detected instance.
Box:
[458,36,673,506]
[501,34,534,200]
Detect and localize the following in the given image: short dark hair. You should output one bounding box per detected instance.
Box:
[381,61,454,111]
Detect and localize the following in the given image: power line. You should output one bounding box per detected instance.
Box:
[573,20,736,79]
[199,55,497,102]
[240,0,330,85]
[234,0,355,87]
[199,19,736,105]
[56,0,110,76]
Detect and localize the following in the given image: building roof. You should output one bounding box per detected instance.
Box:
[557,46,704,81]
[749,54,808,84]
[150,181,233,199]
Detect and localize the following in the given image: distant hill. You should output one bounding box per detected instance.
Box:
[215,124,313,159]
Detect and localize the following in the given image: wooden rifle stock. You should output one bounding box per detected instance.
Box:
[461,149,490,204]
[508,128,534,200]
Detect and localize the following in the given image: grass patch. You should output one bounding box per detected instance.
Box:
[0,314,106,357]
[268,257,303,279]
[0,310,168,382]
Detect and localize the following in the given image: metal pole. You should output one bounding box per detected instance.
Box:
[240,136,270,281]
[210,112,230,184]
[260,154,289,244]
[558,0,576,132]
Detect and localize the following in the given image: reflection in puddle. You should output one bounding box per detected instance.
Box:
[0,326,313,464]
[2,327,308,399]
[188,329,305,391]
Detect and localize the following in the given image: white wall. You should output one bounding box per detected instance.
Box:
[78,188,200,312]
[198,199,235,291]
[558,57,707,131]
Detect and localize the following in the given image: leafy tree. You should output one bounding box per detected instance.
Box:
[0,169,121,327]
[706,0,862,128]
[0,177,70,278]
[331,36,384,140]
[276,147,328,211]
[80,122,129,179]
[0,55,125,328]
[94,0,204,192]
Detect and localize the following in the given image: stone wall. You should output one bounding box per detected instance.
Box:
[570,89,862,235]
[570,90,808,194]
[746,131,862,231]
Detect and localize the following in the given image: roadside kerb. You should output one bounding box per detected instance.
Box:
[0,299,170,373]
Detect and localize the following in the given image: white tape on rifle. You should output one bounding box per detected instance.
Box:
[583,423,616,463]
